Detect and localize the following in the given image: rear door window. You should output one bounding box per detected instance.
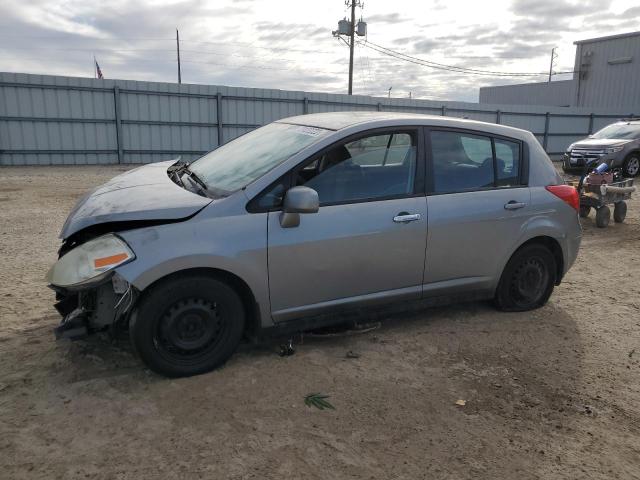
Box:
[431,131,494,193]
[429,130,522,193]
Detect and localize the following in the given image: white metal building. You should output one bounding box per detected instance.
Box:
[479,31,640,110]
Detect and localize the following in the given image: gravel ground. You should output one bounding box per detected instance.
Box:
[0,165,639,480]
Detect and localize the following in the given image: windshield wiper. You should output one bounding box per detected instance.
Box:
[168,159,230,198]
[168,160,211,197]
[181,165,209,193]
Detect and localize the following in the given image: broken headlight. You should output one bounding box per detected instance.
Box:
[46,234,135,288]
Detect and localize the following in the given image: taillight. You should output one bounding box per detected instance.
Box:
[546,185,579,212]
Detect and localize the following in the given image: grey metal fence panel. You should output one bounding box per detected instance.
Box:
[1,72,638,165]
[499,114,546,134]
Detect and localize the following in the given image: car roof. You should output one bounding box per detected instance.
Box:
[276,111,529,138]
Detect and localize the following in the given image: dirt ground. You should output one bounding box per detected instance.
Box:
[0,165,639,480]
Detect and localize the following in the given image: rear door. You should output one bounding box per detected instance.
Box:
[263,127,428,322]
[423,128,531,296]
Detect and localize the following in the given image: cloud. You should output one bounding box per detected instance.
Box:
[511,0,611,17]
[0,0,636,103]
[495,41,555,60]
[412,39,441,54]
[622,6,640,16]
[365,13,410,24]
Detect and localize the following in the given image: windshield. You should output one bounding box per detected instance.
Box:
[190,122,330,194]
[591,123,640,140]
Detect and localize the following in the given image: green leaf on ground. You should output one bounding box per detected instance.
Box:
[304,393,335,410]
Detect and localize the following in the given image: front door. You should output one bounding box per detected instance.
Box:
[267,128,427,322]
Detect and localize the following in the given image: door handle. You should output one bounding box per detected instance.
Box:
[504,201,527,210]
[393,213,422,223]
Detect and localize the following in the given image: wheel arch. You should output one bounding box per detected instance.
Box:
[508,236,564,286]
[625,149,640,157]
[134,267,262,338]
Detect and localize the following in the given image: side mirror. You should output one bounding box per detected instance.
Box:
[280,186,319,228]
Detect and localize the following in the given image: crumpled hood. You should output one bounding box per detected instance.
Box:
[60,160,212,239]
[571,138,632,149]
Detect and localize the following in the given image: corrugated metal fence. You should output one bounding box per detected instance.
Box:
[1,72,636,165]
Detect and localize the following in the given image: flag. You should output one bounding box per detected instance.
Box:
[95,59,103,79]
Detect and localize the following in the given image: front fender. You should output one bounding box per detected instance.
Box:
[113,212,272,327]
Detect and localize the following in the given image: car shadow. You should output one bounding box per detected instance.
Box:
[47,299,584,404]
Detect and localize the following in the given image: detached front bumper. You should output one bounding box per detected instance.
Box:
[51,273,136,340]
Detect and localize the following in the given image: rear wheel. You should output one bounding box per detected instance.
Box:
[130,275,245,377]
[595,205,610,228]
[622,154,640,178]
[494,244,556,312]
[614,201,627,223]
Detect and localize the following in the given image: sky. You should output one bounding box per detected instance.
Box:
[0,0,638,102]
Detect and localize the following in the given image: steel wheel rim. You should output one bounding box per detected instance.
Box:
[510,256,547,307]
[154,298,225,364]
[627,157,639,176]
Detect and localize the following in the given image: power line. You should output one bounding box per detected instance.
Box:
[359,39,576,77]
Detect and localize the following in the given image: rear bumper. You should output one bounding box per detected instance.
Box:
[563,231,582,277]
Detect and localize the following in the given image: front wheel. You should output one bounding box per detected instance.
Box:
[494,244,556,312]
[130,275,245,377]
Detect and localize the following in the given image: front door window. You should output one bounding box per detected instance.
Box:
[295,131,417,205]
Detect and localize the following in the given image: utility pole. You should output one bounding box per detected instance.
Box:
[548,47,557,83]
[332,1,366,95]
[176,28,182,84]
[347,1,356,95]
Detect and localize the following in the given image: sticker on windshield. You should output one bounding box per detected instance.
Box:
[294,126,325,137]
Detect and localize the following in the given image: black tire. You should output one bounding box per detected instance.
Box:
[579,205,591,218]
[613,201,627,223]
[622,154,640,178]
[130,275,245,377]
[595,205,610,228]
[494,244,556,312]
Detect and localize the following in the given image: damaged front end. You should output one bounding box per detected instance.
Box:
[47,233,138,340]
[51,273,138,340]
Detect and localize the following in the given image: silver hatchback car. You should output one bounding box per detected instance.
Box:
[47,112,582,377]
